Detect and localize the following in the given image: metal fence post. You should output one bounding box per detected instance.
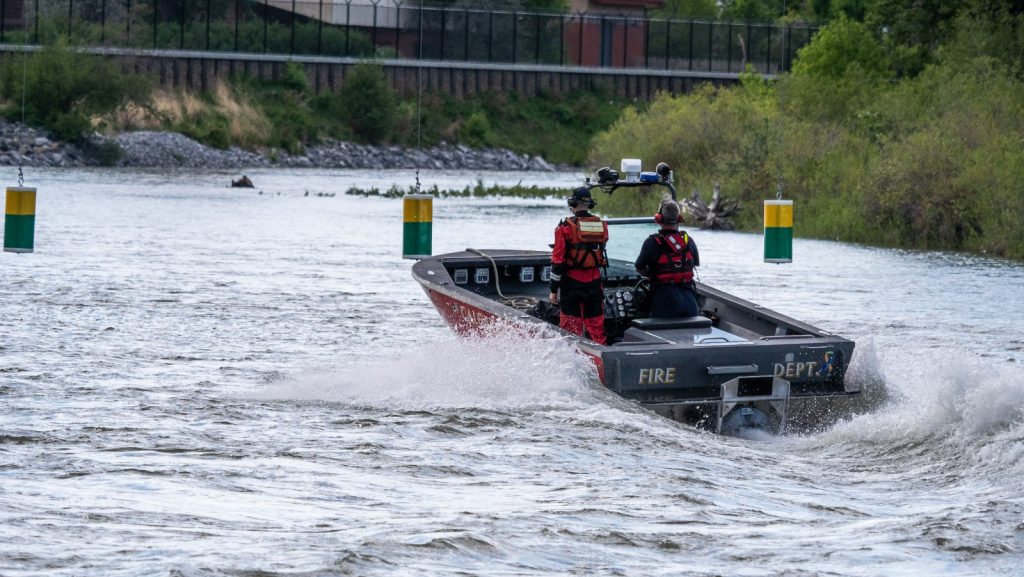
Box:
[766,25,771,73]
[290,0,295,54]
[745,23,751,70]
[371,0,378,50]
[687,19,693,70]
[1,0,5,43]
[783,25,790,72]
[179,0,185,50]
[344,1,351,55]
[577,14,583,66]
[153,0,158,49]
[726,22,732,72]
[664,18,670,69]
[126,0,132,45]
[512,10,516,63]
[318,0,323,55]
[234,0,239,52]
[263,0,268,53]
[558,14,563,65]
[33,0,38,42]
[464,7,469,61]
[100,0,106,43]
[534,13,540,64]
[206,0,211,50]
[394,1,401,57]
[622,17,628,67]
[707,21,712,71]
[644,17,649,68]
[68,0,73,40]
[487,10,492,63]
[440,7,446,60]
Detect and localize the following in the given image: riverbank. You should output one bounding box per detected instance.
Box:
[0,121,559,171]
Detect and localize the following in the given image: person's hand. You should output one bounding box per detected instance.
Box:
[549,291,558,305]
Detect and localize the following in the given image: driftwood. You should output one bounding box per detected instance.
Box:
[231,175,254,188]
[682,183,740,230]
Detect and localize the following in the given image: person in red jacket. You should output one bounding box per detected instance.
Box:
[549,187,608,345]
[634,196,701,318]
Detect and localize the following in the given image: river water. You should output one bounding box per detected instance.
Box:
[2,168,1022,576]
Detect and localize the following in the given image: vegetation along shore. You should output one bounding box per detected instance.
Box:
[1,1,1022,259]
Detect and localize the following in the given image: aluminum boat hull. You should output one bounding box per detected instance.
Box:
[413,249,857,432]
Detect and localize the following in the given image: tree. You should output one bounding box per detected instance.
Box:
[792,16,888,79]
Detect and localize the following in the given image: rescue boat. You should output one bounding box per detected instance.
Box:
[411,165,857,435]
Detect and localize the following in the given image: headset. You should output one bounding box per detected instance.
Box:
[567,190,596,210]
[654,199,678,225]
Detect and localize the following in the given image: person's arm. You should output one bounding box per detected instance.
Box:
[634,237,654,277]
[689,237,700,268]
[550,225,566,303]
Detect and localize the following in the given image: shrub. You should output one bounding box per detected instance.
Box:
[792,16,889,80]
[339,62,397,145]
[0,41,151,141]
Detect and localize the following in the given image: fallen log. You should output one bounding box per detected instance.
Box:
[682,183,740,230]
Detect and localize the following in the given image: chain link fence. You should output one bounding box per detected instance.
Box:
[0,0,816,74]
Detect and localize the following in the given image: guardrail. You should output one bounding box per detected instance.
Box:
[0,0,817,75]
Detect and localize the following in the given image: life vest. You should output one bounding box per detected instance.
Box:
[652,231,694,285]
[563,216,608,270]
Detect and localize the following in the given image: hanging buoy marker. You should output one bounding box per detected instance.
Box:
[5,184,36,253]
[402,189,432,260]
[763,199,793,263]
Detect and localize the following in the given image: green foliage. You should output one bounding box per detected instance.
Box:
[388,86,626,165]
[792,16,888,80]
[459,112,493,148]
[0,41,151,141]
[279,61,311,94]
[176,108,232,150]
[655,0,719,19]
[338,62,397,145]
[588,24,1024,259]
[720,0,781,22]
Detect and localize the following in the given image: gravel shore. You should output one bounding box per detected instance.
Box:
[0,121,557,172]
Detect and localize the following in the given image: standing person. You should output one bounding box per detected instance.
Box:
[549,187,608,345]
[634,196,701,318]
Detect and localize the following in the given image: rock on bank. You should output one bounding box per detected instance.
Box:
[0,121,556,171]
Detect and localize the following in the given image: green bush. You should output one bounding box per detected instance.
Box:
[338,62,397,145]
[588,39,1024,259]
[0,41,151,141]
[460,112,493,148]
[792,16,888,80]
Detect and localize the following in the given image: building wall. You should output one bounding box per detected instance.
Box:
[569,0,664,15]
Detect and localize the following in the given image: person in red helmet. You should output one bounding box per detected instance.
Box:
[634,195,701,318]
[549,187,608,345]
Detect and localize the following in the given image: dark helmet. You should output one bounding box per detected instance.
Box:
[567,187,595,209]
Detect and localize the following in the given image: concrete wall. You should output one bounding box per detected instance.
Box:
[113,50,742,100]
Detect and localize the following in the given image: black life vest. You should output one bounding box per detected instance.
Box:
[563,216,608,270]
[652,231,694,285]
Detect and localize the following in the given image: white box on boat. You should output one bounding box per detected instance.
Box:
[621,159,642,183]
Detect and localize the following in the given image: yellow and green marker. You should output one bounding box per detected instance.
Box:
[402,194,432,260]
[763,199,793,263]
[5,186,36,253]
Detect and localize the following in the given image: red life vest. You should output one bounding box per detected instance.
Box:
[563,216,608,270]
[652,231,694,285]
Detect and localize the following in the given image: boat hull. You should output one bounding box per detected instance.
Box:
[413,250,857,432]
